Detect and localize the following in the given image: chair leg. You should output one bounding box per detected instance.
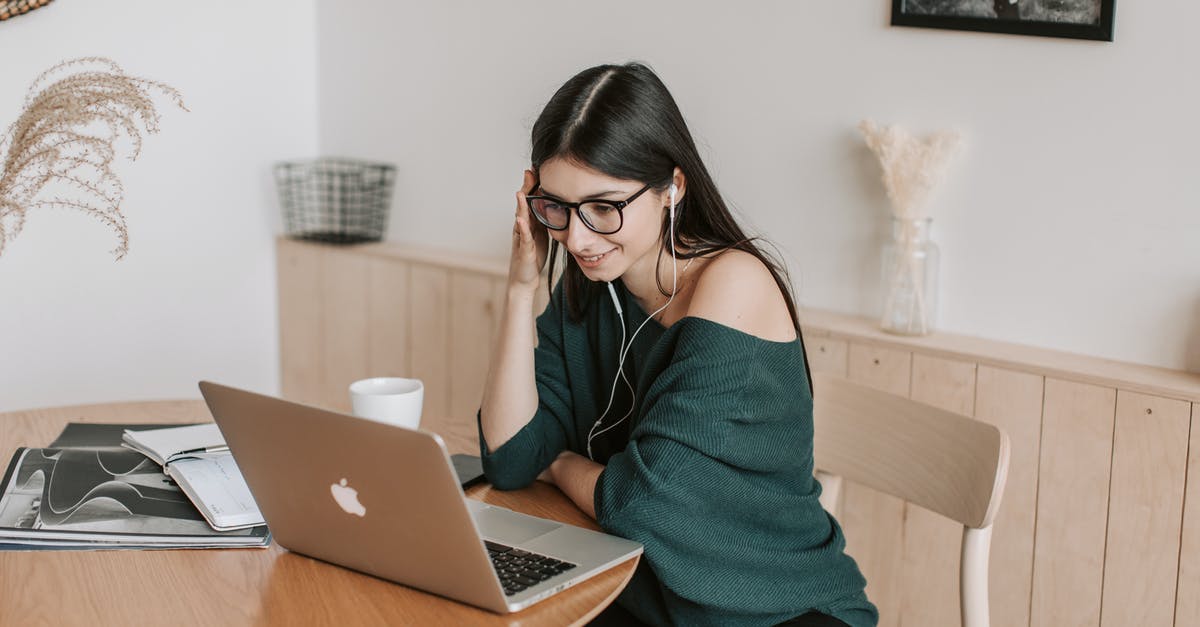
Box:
[960,525,993,627]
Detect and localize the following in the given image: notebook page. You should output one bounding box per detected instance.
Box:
[167,455,264,530]
[123,424,226,465]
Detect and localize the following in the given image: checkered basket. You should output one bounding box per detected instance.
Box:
[274,158,396,244]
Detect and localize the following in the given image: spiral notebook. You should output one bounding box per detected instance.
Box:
[122,425,265,531]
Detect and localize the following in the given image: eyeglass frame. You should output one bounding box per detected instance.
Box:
[525,182,654,235]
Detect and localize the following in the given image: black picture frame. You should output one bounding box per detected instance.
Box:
[891,0,1116,42]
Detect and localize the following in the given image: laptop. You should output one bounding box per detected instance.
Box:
[198,381,643,613]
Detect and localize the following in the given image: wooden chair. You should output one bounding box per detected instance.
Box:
[811,372,1011,627]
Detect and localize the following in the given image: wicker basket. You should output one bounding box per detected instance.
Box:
[0,0,54,21]
[274,158,396,244]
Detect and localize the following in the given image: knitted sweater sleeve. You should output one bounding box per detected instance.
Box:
[477,285,574,490]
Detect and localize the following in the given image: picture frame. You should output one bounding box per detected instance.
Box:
[891,0,1116,42]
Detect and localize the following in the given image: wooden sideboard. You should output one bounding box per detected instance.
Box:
[277,238,1200,627]
[801,313,1200,627]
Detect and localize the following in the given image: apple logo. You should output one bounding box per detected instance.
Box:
[330,478,366,517]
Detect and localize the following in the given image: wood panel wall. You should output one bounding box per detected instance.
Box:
[277,239,547,428]
[278,239,1200,627]
[804,327,1200,627]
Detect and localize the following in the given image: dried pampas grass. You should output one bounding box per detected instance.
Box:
[859,120,962,336]
[859,119,962,219]
[0,57,187,259]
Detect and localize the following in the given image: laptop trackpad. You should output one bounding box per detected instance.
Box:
[473,506,561,545]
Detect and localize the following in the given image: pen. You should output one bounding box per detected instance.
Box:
[175,445,230,456]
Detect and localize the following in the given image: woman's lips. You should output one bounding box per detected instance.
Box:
[573,248,615,269]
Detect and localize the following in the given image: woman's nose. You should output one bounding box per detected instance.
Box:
[564,216,595,251]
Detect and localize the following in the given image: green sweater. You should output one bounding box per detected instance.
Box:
[479,281,877,627]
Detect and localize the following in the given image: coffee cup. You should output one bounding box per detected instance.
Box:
[349,377,424,429]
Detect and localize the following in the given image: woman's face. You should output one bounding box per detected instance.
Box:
[534,157,667,284]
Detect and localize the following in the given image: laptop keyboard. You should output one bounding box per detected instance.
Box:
[484,540,578,596]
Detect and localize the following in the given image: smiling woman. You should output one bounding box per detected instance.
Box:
[477,63,878,627]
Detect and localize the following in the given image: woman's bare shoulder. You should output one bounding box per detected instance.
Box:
[686,249,796,342]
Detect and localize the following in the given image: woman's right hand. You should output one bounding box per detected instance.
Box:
[508,169,548,293]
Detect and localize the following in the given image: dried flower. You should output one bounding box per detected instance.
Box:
[0,57,187,259]
[858,119,962,220]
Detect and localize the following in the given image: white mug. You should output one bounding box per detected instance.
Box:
[349,377,424,429]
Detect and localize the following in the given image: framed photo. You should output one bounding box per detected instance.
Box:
[891,0,1116,41]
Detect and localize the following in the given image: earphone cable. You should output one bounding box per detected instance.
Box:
[587,186,680,459]
[587,309,628,459]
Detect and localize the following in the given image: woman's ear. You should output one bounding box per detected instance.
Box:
[670,167,687,205]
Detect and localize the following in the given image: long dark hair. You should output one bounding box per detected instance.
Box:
[531,63,805,338]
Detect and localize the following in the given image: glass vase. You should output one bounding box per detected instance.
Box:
[880,217,939,336]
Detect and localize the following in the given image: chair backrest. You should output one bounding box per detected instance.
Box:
[811,372,1011,627]
[812,372,1010,529]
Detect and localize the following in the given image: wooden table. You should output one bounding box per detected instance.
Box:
[0,400,638,626]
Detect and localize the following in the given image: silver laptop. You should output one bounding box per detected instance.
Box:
[198,381,642,614]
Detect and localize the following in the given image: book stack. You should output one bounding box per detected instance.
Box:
[0,423,269,550]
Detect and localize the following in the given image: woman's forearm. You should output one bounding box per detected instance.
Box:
[549,451,604,520]
[479,285,540,451]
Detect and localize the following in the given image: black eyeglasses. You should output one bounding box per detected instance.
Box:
[525,183,653,235]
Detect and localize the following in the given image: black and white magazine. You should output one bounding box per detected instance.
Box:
[0,423,269,550]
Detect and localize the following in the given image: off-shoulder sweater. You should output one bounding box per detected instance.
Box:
[478,280,877,627]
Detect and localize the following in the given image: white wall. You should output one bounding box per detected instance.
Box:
[0,1,318,411]
[317,1,1200,371]
[2,1,1193,414]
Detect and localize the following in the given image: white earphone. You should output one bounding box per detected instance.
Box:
[586,180,680,460]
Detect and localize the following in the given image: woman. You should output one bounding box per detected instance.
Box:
[479,63,877,627]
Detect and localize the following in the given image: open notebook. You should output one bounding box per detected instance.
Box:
[123,425,264,531]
